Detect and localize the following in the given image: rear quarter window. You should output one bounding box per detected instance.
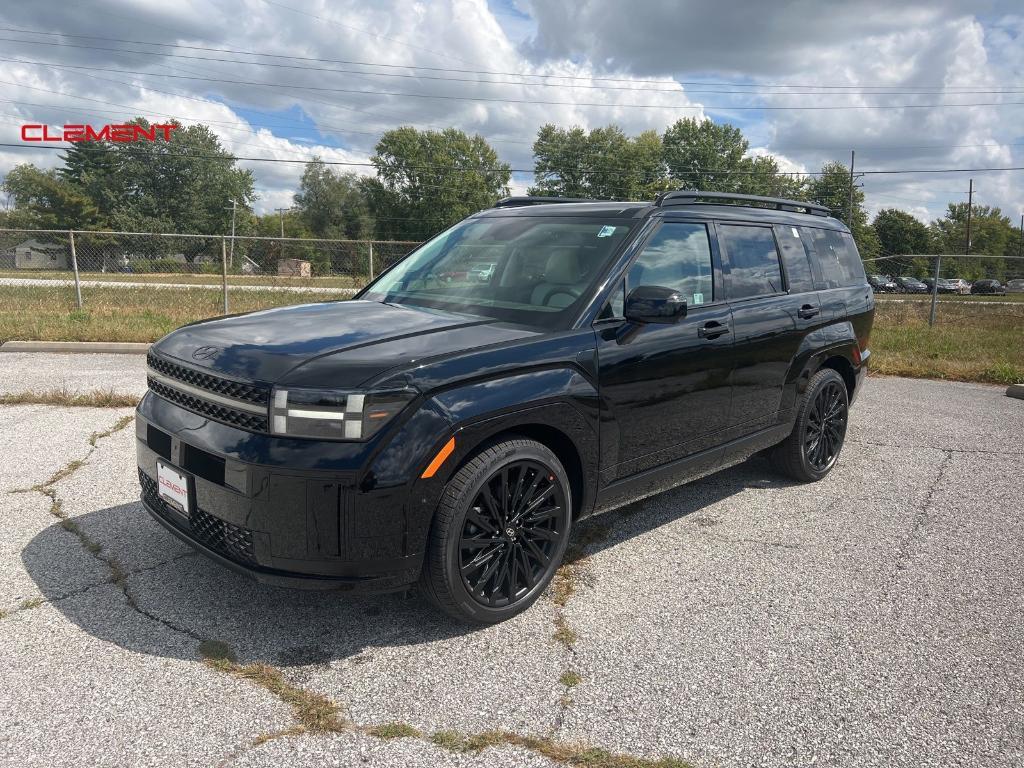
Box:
[801,227,866,288]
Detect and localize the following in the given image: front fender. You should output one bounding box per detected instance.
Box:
[365,367,601,559]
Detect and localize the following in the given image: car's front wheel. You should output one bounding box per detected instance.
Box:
[770,368,849,482]
[419,437,572,624]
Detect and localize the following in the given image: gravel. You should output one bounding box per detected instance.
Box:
[1,373,1021,767]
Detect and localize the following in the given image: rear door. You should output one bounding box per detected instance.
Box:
[718,221,814,433]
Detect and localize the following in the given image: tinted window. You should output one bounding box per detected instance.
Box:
[719,224,783,299]
[627,222,713,306]
[802,227,866,288]
[773,224,815,293]
[363,216,632,329]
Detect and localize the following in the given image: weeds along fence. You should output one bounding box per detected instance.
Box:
[0,228,422,316]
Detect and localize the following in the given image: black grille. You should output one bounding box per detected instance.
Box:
[140,469,257,567]
[148,377,269,433]
[147,352,269,406]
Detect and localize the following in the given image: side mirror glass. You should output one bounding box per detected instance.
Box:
[624,285,687,324]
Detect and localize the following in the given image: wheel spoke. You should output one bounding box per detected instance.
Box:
[459,459,566,607]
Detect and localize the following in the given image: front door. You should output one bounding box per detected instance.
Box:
[596,220,735,483]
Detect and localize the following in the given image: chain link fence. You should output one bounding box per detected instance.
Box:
[0,228,421,317]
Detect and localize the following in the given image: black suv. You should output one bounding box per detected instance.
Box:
[138,191,873,623]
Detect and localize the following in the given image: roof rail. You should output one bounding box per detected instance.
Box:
[492,196,598,208]
[654,190,831,217]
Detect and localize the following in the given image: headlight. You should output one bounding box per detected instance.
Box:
[270,387,414,441]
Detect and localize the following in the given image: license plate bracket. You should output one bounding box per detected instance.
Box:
[156,460,192,520]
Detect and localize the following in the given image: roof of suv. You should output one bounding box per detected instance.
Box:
[476,191,850,231]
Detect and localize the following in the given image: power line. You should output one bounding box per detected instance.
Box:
[6,35,1024,97]
[2,25,1021,92]
[6,55,1024,111]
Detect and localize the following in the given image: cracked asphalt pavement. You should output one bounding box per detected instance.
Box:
[1,359,1022,767]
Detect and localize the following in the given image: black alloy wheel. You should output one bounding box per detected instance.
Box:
[803,379,847,473]
[459,460,566,608]
[420,438,572,624]
[770,367,849,482]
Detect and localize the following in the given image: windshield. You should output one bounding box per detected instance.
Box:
[362,216,633,328]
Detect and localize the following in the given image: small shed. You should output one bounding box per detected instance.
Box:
[15,239,69,270]
[278,258,311,278]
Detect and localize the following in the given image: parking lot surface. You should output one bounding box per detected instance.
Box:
[1,370,1021,767]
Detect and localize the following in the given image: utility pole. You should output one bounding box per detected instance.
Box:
[274,207,288,237]
[965,179,973,256]
[847,150,856,228]
[1018,213,1022,258]
[226,199,238,269]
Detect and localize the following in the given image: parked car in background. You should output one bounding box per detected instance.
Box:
[469,262,497,282]
[971,279,1005,295]
[895,276,929,294]
[950,278,972,294]
[868,274,898,293]
[1005,279,1024,293]
[935,278,961,294]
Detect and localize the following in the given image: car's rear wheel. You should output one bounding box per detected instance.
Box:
[419,438,572,624]
[770,368,849,482]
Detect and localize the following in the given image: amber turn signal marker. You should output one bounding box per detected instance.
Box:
[421,436,456,479]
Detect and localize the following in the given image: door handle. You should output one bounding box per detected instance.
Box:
[797,304,820,319]
[698,321,730,339]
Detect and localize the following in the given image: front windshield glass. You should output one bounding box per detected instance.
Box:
[362,216,632,328]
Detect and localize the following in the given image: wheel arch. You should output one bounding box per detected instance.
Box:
[449,422,587,522]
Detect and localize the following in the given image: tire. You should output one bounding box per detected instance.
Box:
[419,438,572,624]
[769,368,849,483]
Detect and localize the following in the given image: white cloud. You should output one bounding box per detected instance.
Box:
[0,0,1020,224]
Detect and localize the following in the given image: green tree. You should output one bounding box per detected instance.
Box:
[59,141,121,226]
[662,118,749,192]
[2,164,100,228]
[529,124,665,200]
[111,121,255,244]
[808,161,880,259]
[929,203,1015,280]
[294,159,373,239]
[366,127,510,241]
[872,208,932,277]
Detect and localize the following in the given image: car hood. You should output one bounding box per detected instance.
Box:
[152,300,536,388]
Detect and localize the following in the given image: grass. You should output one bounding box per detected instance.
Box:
[560,670,583,688]
[875,292,1024,303]
[0,285,347,343]
[197,640,694,768]
[0,269,367,288]
[0,388,139,408]
[870,300,1024,384]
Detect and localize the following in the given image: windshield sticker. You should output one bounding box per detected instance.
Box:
[791,227,800,238]
[692,292,705,305]
[597,225,616,238]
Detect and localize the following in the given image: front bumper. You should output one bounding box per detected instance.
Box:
[135,392,449,593]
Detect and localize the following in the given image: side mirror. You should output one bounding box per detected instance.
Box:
[624,285,687,324]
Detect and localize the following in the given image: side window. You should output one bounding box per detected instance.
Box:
[627,222,713,306]
[838,232,866,285]
[773,224,815,293]
[802,228,866,288]
[719,224,783,300]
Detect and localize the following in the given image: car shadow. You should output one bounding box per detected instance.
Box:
[22,454,786,667]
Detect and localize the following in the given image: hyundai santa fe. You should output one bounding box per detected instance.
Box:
[138,190,873,624]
